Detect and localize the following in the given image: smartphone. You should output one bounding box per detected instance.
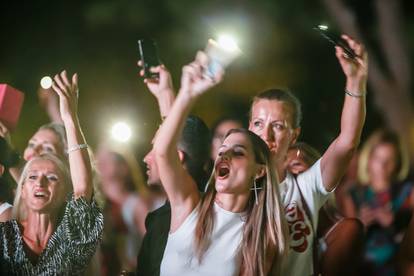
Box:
[204,39,241,79]
[313,26,357,60]
[138,39,161,79]
[0,84,24,132]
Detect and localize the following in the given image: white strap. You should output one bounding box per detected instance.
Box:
[0,202,12,215]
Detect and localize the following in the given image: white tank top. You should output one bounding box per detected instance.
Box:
[160,202,245,276]
[0,202,12,216]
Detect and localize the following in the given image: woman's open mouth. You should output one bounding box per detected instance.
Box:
[34,190,49,199]
[216,162,230,179]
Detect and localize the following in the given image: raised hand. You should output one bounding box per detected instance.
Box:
[335,35,368,92]
[53,70,92,200]
[138,62,174,98]
[179,51,224,99]
[51,71,79,123]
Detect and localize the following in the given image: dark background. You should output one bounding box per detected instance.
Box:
[1,0,413,160]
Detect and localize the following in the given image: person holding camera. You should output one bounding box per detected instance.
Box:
[0,71,103,275]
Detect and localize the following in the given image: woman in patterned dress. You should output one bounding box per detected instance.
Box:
[0,71,104,275]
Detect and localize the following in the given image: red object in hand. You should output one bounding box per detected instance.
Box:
[0,84,24,131]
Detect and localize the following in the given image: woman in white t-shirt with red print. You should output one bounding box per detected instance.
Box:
[249,35,368,275]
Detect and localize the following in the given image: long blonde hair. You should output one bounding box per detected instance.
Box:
[194,129,288,275]
[12,154,71,221]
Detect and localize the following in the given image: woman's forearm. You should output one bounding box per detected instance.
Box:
[154,91,195,160]
[64,116,93,201]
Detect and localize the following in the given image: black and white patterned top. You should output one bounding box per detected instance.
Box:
[0,196,104,275]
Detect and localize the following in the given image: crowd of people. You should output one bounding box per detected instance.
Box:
[0,34,414,276]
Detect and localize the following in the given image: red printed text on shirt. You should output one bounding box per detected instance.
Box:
[285,201,311,252]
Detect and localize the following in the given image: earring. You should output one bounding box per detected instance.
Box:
[250,178,263,205]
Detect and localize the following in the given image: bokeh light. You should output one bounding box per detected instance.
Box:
[40,76,53,89]
[111,122,132,143]
[317,24,329,31]
[217,34,239,52]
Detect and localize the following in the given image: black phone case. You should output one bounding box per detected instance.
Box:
[138,39,160,78]
[313,27,357,59]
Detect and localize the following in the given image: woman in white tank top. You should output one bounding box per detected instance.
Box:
[153,51,288,276]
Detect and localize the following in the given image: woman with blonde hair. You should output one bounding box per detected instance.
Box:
[0,71,103,275]
[343,128,412,274]
[356,129,409,186]
[155,52,288,276]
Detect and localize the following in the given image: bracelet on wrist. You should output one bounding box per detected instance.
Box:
[345,89,365,98]
[67,143,88,154]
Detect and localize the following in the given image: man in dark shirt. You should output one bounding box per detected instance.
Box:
[137,115,211,276]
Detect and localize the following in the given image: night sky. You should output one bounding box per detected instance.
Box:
[1,0,413,161]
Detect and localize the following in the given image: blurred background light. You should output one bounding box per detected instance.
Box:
[40,76,53,89]
[217,34,239,52]
[317,24,329,31]
[111,122,132,142]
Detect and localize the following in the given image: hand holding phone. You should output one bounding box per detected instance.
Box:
[314,26,357,60]
[180,51,224,99]
[138,39,161,79]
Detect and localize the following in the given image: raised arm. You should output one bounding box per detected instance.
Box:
[154,52,223,231]
[138,62,176,119]
[321,35,368,192]
[52,71,93,201]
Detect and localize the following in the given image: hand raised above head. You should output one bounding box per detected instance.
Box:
[52,70,79,123]
[335,35,368,83]
[179,51,224,99]
[137,61,174,98]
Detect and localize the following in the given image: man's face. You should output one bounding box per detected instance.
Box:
[143,135,161,186]
[249,99,300,162]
